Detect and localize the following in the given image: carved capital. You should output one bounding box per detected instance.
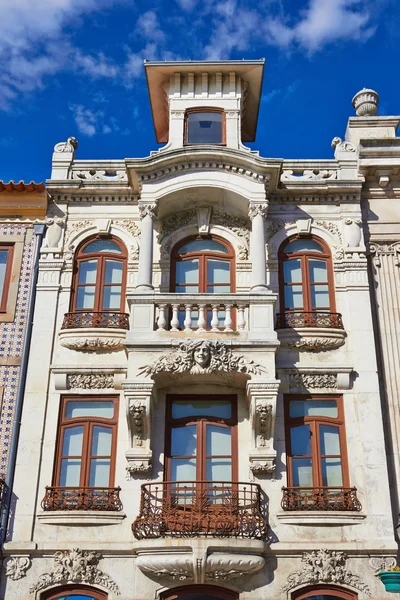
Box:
[248,202,268,221]
[139,203,158,220]
[5,556,31,580]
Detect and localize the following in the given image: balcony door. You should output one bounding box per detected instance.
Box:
[165,396,237,492]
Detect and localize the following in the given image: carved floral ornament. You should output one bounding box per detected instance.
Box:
[248,202,268,220]
[29,548,120,594]
[138,340,266,379]
[281,169,337,182]
[282,549,370,596]
[139,203,158,220]
[5,555,31,580]
[67,374,114,389]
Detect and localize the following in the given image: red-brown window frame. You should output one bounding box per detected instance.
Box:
[292,584,357,599]
[70,235,127,313]
[278,235,336,313]
[164,394,238,484]
[161,585,238,600]
[53,396,119,488]
[284,394,350,489]
[42,585,108,600]
[0,244,14,313]
[184,107,226,146]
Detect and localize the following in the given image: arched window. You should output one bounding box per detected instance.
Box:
[184,108,225,145]
[292,584,357,599]
[71,236,127,316]
[171,236,235,329]
[161,584,238,600]
[42,585,108,600]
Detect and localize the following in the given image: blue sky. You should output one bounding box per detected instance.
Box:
[0,0,399,183]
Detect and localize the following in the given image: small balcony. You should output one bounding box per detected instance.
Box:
[275,311,346,352]
[59,311,129,351]
[41,486,123,511]
[281,486,362,512]
[132,481,268,540]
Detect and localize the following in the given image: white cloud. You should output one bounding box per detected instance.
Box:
[73,52,119,78]
[175,0,198,10]
[136,11,165,42]
[70,105,100,136]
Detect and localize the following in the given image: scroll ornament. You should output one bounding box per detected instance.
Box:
[5,556,31,580]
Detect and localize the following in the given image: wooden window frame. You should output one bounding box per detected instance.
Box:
[165,394,238,484]
[70,235,127,314]
[284,394,350,489]
[292,584,357,599]
[161,584,238,599]
[0,244,14,313]
[42,585,108,600]
[170,235,236,294]
[278,235,336,313]
[53,396,119,488]
[184,107,226,146]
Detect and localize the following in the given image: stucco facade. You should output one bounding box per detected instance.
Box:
[1,63,399,600]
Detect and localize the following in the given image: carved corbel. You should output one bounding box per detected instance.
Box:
[197,206,212,236]
[247,379,280,474]
[124,381,155,475]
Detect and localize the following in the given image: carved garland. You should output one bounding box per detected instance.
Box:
[67,374,114,389]
[289,373,337,390]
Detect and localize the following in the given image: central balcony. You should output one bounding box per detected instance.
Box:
[132,481,267,540]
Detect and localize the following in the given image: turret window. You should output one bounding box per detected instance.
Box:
[184,109,224,145]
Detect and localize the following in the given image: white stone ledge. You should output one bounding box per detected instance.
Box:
[37,511,126,526]
[276,511,366,525]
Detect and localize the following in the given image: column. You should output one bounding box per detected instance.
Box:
[248,201,268,291]
[136,202,158,291]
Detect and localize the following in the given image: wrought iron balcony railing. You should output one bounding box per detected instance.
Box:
[132,481,267,540]
[61,311,129,330]
[41,486,123,511]
[281,487,362,512]
[276,311,344,330]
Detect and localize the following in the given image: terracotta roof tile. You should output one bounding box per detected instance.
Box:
[0,181,45,193]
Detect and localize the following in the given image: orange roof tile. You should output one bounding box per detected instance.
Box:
[0,181,45,193]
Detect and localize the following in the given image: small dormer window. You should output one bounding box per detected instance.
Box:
[184,108,225,145]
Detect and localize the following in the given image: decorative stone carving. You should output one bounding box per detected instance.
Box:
[369,556,397,573]
[137,555,193,581]
[331,136,356,157]
[138,340,266,378]
[212,209,250,260]
[247,380,279,474]
[67,374,114,389]
[352,88,379,116]
[129,402,146,446]
[289,373,337,390]
[343,218,362,248]
[42,216,65,249]
[256,403,272,447]
[54,137,78,153]
[280,334,346,352]
[281,169,337,182]
[139,203,158,220]
[60,336,125,351]
[64,219,92,247]
[248,202,268,220]
[124,381,154,476]
[5,556,31,580]
[282,549,370,596]
[315,220,343,243]
[29,548,120,594]
[72,169,128,181]
[113,219,140,238]
[206,554,265,580]
[139,162,268,184]
[197,206,212,235]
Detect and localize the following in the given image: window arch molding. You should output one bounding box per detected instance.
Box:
[291,583,358,599]
[70,234,128,315]
[41,584,108,600]
[278,234,336,315]
[160,584,238,600]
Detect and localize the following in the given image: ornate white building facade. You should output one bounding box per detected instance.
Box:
[1,62,399,600]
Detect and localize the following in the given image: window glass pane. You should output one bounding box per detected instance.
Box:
[290,425,311,455]
[284,239,324,253]
[311,284,330,309]
[102,285,121,309]
[59,459,81,486]
[283,259,302,283]
[206,426,231,455]
[56,596,99,600]
[187,111,223,144]
[321,458,343,486]
[289,400,338,418]
[320,425,341,455]
[62,426,84,456]
[207,260,230,285]
[303,596,345,600]
[82,240,122,254]
[89,458,111,486]
[66,401,114,419]
[104,260,123,283]
[170,458,197,481]
[171,425,197,456]
[292,458,313,486]
[175,259,199,286]
[0,250,9,299]
[284,284,304,309]
[309,259,328,283]
[175,285,200,293]
[78,260,97,284]
[76,286,95,309]
[206,457,232,481]
[207,285,231,293]
[178,239,228,254]
[91,426,112,456]
[172,400,231,419]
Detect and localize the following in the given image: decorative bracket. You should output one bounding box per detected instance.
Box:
[247,379,280,474]
[197,206,212,236]
[124,381,155,475]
